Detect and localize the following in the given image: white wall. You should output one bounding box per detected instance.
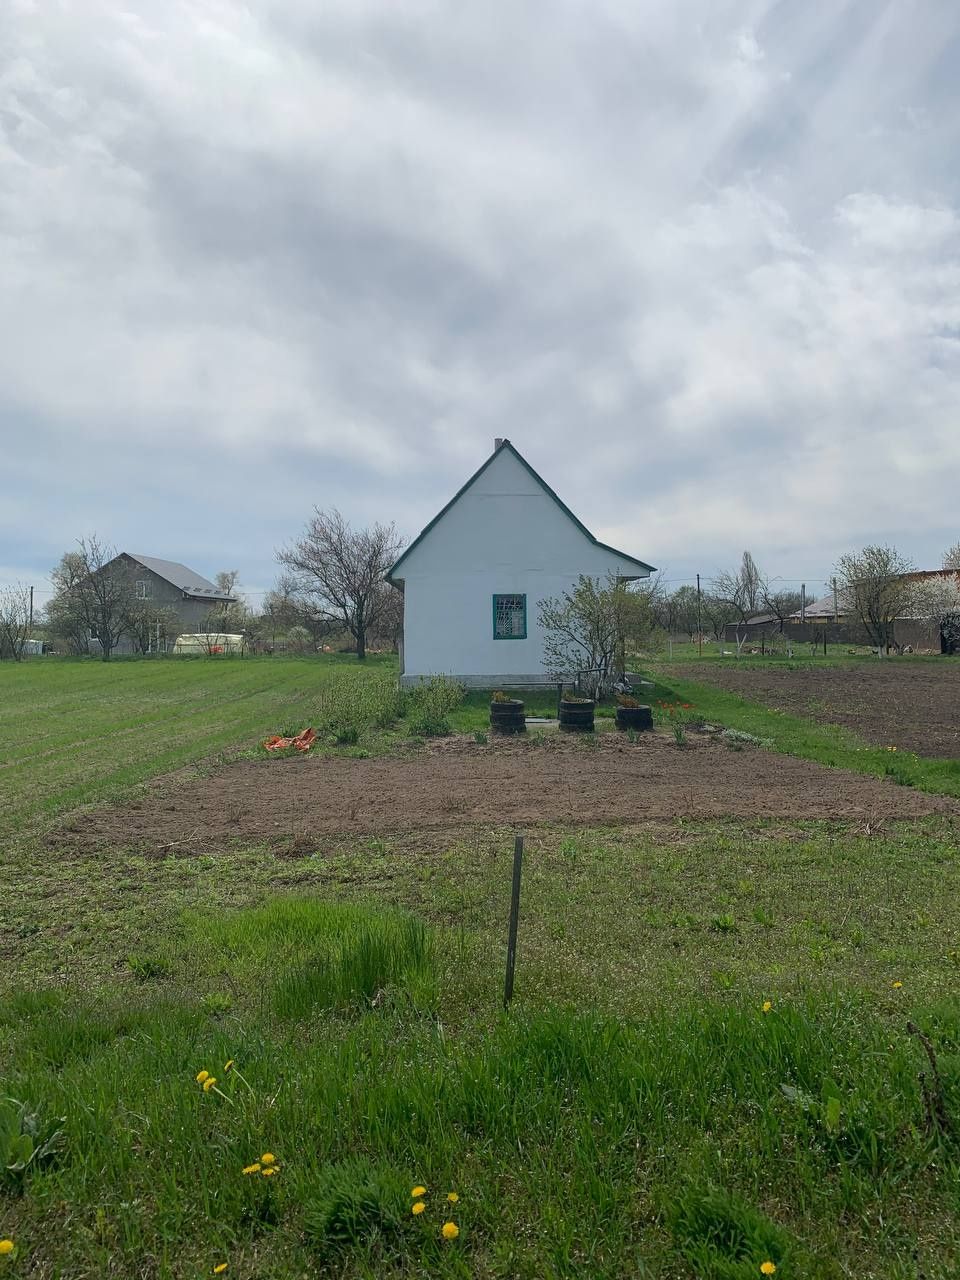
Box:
[397,448,650,684]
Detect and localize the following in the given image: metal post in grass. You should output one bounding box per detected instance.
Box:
[503,835,524,1007]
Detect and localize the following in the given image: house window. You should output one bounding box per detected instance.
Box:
[493,593,526,639]
[136,580,150,600]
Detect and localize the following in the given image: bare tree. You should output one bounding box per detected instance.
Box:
[278,510,402,660]
[700,593,739,642]
[46,553,90,654]
[944,543,960,571]
[214,569,240,597]
[761,587,803,633]
[49,538,133,661]
[0,584,31,660]
[712,552,766,653]
[126,604,181,655]
[834,545,920,655]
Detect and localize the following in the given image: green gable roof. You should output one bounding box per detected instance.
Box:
[386,439,655,582]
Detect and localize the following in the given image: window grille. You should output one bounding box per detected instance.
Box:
[136,580,150,600]
[493,593,527,639]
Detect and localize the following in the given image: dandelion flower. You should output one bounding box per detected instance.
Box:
[242,1163,261,1176]
[411,1185,427,1198]
[412,1201,426,1216]
[203,1077,217,1092]
[892,980,903,989]
[260,1152,276,1166]
[446,1192,459,1203]
[196,1070,210,1084]
[262,1167,278,1178]
[762,1001,772,1013]
[213,1266,228,1275]
[760,1263,776,1276]
[224,1060,235,1073]
[0,1240,14,1256]
[441,1222,460,1240]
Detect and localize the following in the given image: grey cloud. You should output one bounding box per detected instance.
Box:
[1,0,959,599]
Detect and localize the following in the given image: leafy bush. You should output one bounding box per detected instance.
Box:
[407,675,465,737]
[314,672,405,744]
[0,1096,66,1186]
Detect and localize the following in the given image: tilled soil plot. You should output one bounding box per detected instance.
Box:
[670,662,960,758]
[49,731,958,856]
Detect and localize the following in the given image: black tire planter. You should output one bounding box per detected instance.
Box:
[616,705,653,732]
[559,699,595,732]
[490,699,526,735]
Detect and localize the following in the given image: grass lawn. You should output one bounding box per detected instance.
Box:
[0,654,396,835]
[2,657,960,1278]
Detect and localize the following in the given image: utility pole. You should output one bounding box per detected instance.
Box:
[832,576,839,622]
[800,583,806,624]
[696,573,702,657]
[28,586,33,629]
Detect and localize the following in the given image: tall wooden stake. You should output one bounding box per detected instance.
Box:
[503,835,524,1007]
[696,573,702,657]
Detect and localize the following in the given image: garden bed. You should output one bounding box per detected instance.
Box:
[668,660,960,758]
[49,731,960,856]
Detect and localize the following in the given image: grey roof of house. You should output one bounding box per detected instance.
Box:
[790,594,836,618]
[127,554,235,601]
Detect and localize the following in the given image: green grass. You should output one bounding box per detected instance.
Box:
[4,658,960,1276]
[0,654,398,834]
[3,895,960,1277]
[641,672,960,799]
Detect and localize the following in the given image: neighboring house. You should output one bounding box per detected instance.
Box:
[386,439,654,687]
[88,554,236,654]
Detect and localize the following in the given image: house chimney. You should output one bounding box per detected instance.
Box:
[494,437,505,450]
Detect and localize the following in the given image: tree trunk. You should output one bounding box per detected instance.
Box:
[356,625,366,661]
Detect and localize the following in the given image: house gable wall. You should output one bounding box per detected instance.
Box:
[396,448,650,683]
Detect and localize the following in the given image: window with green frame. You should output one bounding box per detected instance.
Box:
[493,593,527,639]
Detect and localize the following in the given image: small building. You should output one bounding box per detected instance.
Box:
[387,439,654,687]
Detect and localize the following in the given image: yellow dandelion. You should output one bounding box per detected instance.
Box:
[411,1185,427,1198]
[446,1191,459,1203]
[412,1201,426,1216]
[260,1152,276,1166]
[224,1060,235,1073]
[203,1076,217,1092]
[891,981,903,989]
[262,1166,279,1178]
[213,1266,228,1276]
[762,1001,772,1014]
[196,1070,210,1084]
[441,1222,460,1240]
[0,1240,14,1256]
[242,1163,261,1176]
[760,1263,776,1276]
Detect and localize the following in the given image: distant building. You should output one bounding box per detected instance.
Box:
[88,553,236,654]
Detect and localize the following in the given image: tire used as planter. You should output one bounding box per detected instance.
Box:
[559,699,595,733]
[615,705,654,732]
[490,699,526,735]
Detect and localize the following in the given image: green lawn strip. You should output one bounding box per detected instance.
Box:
[2,895,959,1278]
[0,655,400,833]
[644,672,960,798]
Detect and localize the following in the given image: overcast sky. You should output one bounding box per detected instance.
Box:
[2,0,958,609]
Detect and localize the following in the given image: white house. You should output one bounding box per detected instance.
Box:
[387,439,654,687]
